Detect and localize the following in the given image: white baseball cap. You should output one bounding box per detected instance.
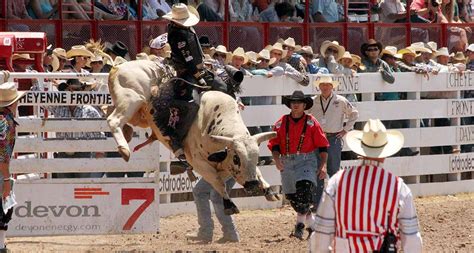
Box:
[467,44,474,52]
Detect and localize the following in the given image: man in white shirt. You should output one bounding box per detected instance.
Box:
[309,119,423,253]
[309,75,358,210]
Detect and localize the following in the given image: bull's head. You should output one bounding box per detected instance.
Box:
[208,131,277,194]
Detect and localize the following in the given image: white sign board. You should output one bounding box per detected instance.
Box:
[449,153,474,172]
[447,99,474,117]
[455,125,474,144]
[8,183,159,236]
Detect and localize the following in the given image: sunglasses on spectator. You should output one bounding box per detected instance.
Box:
[366,47,379,52]
[215,53,227,58]
[283,45,295,50]
[326,48,338,54]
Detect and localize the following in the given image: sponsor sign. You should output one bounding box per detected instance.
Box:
[158,172,199,194]
[9,183,159,236]
[447,99,474,117]
[447,72,474,89]
[19,91,113,106]
[311,75,360,93]
[449,153,474,172]
[455,126,474,144]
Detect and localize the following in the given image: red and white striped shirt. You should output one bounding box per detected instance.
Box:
[309,161,423,253]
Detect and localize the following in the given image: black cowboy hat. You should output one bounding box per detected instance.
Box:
[282,90,314,110]
[106,41,128,58]
[199,36,211,47]
[360,39,383,58]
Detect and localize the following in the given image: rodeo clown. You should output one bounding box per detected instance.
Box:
[268,90,329,240]
[309,119,422,252]
[0,81,25,251]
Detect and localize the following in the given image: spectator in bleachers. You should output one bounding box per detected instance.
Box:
[27,0,58,19]
[200,0,226,20]
[260,1,296,22]
[396,47,429,73]
[142,0,171,19]
[51,48,68,72]
[211,45,231,66]
[43,45,54,72]
[380,46,401,72]
[280,37,308,77]
[457,0,473,22]
[434,47,458,72]
[11,54,34,72]
[313,40,346,74]
[380,0,407,22]
[268,42,307,85]
[66,45,95,74]
[467,44,474,70]
[199,36,214,55]
[253,0,270,13]
[105,41,129,61]
[244,51,262,74]
[297,46,319,74]
[441,0,470,52]
[351,54,365,72]
[230,0,257,21]
[90,55,105,73]
[360,39,395,84]
[339,51,356,74]
[410,0,446,23]
[150,33,171,58]
[230,47,251,75]
[311,0,342,22]
[7,0,33,19]
[256,49,273,70]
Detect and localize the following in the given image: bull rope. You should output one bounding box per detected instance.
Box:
[168,77,212,90]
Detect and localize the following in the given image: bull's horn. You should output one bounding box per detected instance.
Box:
[253,132,277,145]
[210,135,234,145]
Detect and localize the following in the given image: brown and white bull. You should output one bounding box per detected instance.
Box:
[106,60,277,214]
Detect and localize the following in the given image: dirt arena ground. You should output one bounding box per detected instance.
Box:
[6,193,474,252]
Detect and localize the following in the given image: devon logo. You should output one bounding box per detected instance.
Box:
[15,201,100,218]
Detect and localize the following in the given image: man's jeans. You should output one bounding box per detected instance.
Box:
[313,135,343,209]
[193,178,239,239]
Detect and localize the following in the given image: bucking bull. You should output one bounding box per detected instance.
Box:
[106,59,278,215]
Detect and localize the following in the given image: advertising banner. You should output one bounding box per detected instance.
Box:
[8,183,159,236]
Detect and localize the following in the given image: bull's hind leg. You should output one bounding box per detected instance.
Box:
[107,92,144,162]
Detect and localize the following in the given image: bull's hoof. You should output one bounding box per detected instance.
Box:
[223,198,240,215]
[118,146,131,162]
[264,187,281,202]
[122,124,134,143]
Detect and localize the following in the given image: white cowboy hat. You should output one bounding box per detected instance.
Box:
[340,51,353,61]
[320,40,346,61]
[281,37,296,49]
[351,54,366,70]
[269,42,288,58]
[467,44,474,52]
[257,49,277,65]
[231,47,249,64]
[66,45,94,59]
[149,33,168,49]
[53,48,67,60]
[346,119,404,158]
[12,53,33,61]
[91,55,104,63]
[162,3,200,27]
[298,45,315,56]
[245,51,261,65]
[381,46,401,59]
[451,52,467,62]
[0,82,26,107]
[410,42,432,54]
[434,47,452,58]
[211,45,232,63]
[313,74,339,89]
[426,41,438,52]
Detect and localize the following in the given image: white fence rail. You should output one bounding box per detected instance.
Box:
[1,71,473,236]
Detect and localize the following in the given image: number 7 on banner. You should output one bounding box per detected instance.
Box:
[121,188,155,230]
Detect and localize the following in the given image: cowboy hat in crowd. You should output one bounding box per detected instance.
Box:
[231,47,249,65]
[211,45,232,63]
[51,48,68,72]
[346,119,404,158]
[66,45,95,59]
[0,82,26,107]
[269,42,288,58]
[434,47,452,58]
[381,46,401,59]
[12,53,34,61]
[410,42,432,54]
[163,3,200,27]
[298,46,316,58]
[397,47,419,58]
[360,39,383,58]
[320,40,346,61]
[451,52,467,63]
[257,49,277,65]
[245,51,261,65]
[282,90,314,110]
[313,74,340,89]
